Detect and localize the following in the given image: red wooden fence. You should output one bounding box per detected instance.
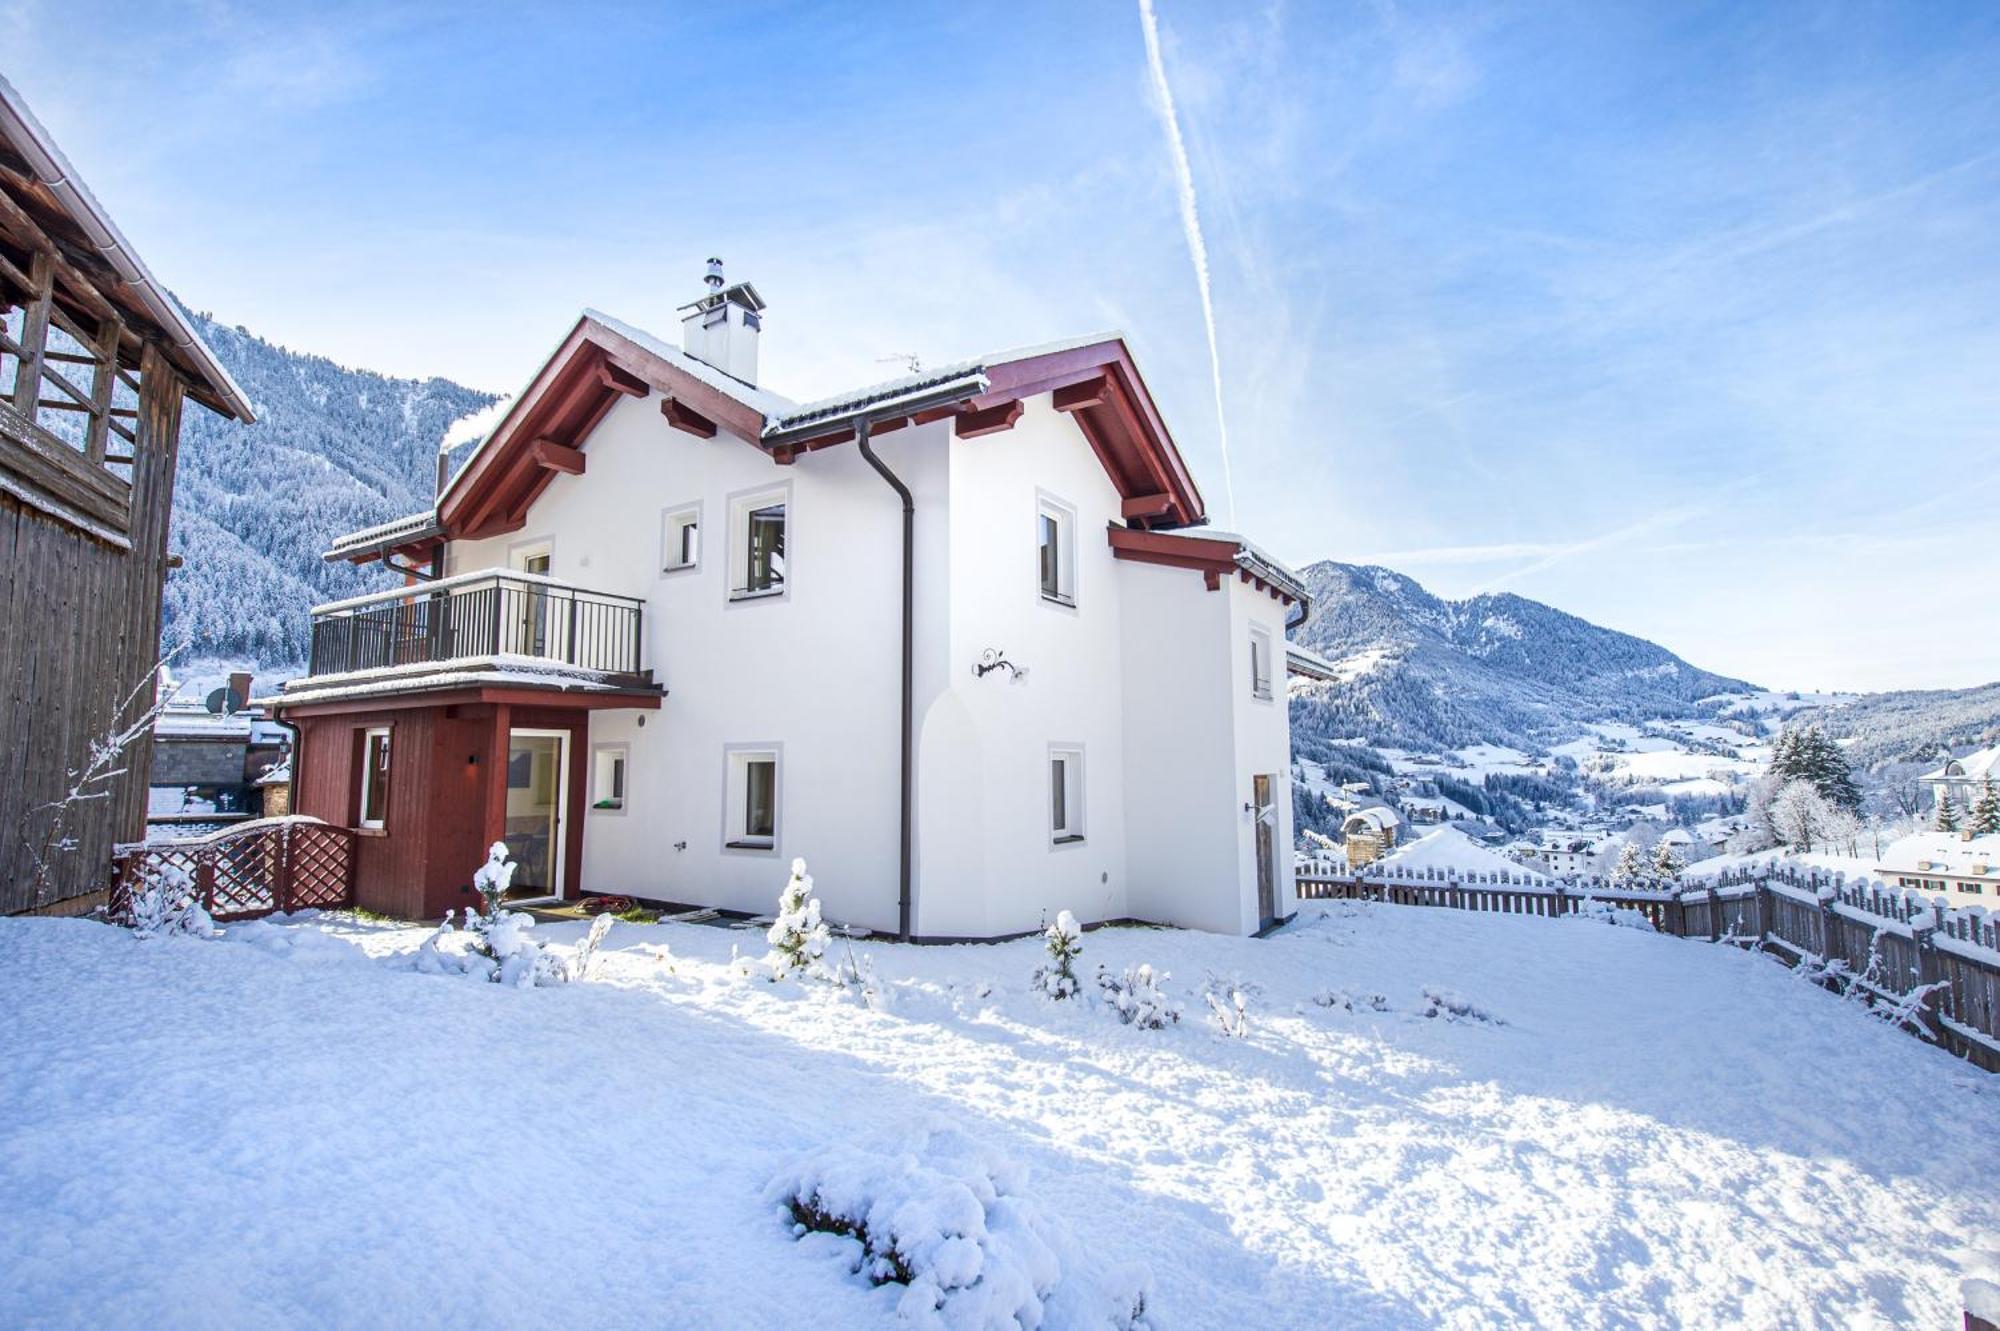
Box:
[111,817,357,922]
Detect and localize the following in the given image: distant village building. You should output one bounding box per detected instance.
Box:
[0,77,253,914]
[147,672,291,836]
[1876,831,1999,910]
[1518,836,1601,877]
[1920,746,2000,814]
[1342,806,1402,867]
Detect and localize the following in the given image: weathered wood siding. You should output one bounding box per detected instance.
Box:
[1,343,186,912]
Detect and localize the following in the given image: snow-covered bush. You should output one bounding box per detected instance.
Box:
[828,938,894,1012]
[123,864,214,939]
[769,1121,1062,1325]
[1096,963,1181,1030]
[570,912,615,982]
[1200,971,1259,1038]
[413,843,589,988]
[1310,988,1390,1014]
[764,858,830,981]
[1033,910,1083,1000]
[1563,896,1657,931]
[1419,986,1504,1026]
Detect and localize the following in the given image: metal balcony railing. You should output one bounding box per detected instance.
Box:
[306,570,645,678]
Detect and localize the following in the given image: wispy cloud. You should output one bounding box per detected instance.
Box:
[1137,0,1237,526]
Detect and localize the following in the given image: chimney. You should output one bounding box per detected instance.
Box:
[678,257,765,386]
[226,671,253,713]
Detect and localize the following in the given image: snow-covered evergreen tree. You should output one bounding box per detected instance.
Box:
[764,858,830,980]
[1610,841,1646,881]
[1097,963,1181,1029]
[1769,723,1860,811]
[1971,778,2000,836]
[1935,791,1963,833]
[1033,910,1083,1000]
[1650,840,1683,880]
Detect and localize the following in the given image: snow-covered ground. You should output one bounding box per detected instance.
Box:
[3,902,1995,1329]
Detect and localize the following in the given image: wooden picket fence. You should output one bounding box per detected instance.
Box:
[1296,860,2000,1073]
[111,817,357,923]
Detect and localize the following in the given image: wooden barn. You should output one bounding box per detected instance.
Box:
[0,75,254,914]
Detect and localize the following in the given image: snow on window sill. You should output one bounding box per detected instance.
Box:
[729,587,785,603]
[1051,834,1085,847]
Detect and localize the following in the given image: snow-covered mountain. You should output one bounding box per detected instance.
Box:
[1290,562,1759,753]
[162,310,497,666]
[1799,683,2000,770]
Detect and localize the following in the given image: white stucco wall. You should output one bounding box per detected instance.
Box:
[448,392,944,932]
[915,395,1133,939]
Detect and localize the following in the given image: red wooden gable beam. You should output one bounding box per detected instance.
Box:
[955,399,1024,439]
[1104,525,1293,606]
[660,396,718,438]
[1051,375,1109,414]
[1120,493,1174,520]
[529,438,585,475]
[598,361,648,397]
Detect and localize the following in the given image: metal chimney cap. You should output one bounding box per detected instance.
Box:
[704,257,725,290]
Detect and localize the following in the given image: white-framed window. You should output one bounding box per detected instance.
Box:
[1249,624,1275,701]
[357,727,391,829]
[591,743,629,814]
[661,503,701,573]
[723,745,781,851]
[727,484,790,601]
[1049,745,1084,845]
[1036,493,1076,607]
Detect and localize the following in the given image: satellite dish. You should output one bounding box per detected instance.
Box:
[204,687,227,714]
[224,683,248,713]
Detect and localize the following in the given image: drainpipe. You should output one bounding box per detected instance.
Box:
[855,416,916,942]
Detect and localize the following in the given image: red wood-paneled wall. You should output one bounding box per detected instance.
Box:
[293,703,589,921]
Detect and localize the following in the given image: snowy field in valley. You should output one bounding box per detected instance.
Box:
[2,900,1996,1329]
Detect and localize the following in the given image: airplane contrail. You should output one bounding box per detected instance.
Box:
[1138,0,1237,528]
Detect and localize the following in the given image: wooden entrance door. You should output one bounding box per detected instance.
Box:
[1254,774,1277,926]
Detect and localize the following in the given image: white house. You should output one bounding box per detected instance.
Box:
[1920,746,2000,816]
[267,264,1306,940]
[1876,830,2000,910]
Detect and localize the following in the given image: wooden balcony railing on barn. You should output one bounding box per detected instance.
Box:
[112,817,356,922]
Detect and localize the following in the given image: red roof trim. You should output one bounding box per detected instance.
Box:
[1105,526,1296,606]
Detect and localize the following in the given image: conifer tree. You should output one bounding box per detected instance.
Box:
[1935,792,1962,833]
[1971,778,2000,836]
[1611,841,1645,881]
[1651,839,1683,880]
[764,858,830,980]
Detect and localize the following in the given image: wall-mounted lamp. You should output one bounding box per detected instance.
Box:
[973,648,1028,683]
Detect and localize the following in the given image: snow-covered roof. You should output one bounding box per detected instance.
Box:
[1921,746,2000,784]
[323,507,443,560]
[1190,528,1311,607]
[1343,806,1402,833]
[1877,831,2000,879]
[1376,825,1553,884]
[1285,643,1341,681]
[261,655,660,711]
[154,706,253,740]
[583,308,797,420]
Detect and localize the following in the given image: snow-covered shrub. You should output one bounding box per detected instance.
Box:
[570,912,615,982]
[123,864,213,939]
[768,1121,1062,1325]
[829,938,894,1012]
[1419,986,1503,1025]
[764,858,830,981]
[1033,910,1083,1000]
[1310,988,1390,1014]
[1200,971,1258,1038]
[1096,963,1181,1029]
[412,843,577,988]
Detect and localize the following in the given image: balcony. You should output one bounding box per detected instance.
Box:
[306,570,646,681]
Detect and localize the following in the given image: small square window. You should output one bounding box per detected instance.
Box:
[1037,495,1076,606]
[357,727,391,829]
[592,744,629,813]
[1050,746,1084,845]
[728,485,790,602]
[724,746,780,851]
[662,505,701,573]
[1249,625,1275,701]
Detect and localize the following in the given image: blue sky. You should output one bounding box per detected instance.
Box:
[9,1,1998,692]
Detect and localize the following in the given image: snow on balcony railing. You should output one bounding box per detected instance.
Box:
[306,569,644,679]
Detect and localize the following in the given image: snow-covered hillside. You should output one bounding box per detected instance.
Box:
[1,904,1992,1328]
[1290,561,1758,754]
[162,308,496,667]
